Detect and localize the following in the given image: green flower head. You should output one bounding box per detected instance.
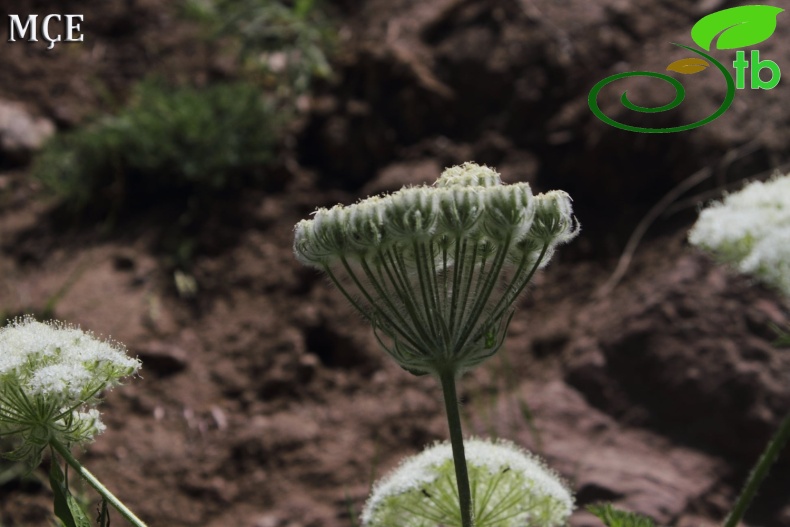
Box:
[294,162,578,376]
[0,316,141,464]
[361,437,575,527]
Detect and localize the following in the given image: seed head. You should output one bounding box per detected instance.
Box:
[361,437,575,527]
[0,316,141,464]
[293,162,578,376]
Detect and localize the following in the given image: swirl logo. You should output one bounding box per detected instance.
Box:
[588,5,784,133]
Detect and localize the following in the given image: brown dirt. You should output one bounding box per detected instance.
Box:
[2,1,790,526]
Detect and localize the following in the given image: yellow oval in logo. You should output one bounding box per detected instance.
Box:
[666,57,711,74]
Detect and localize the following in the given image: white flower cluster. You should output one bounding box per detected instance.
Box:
[689,173,790,297]
[293,163,578,376]
[361,437,574,527]
[0,316,140,462]
[294,163,576,269]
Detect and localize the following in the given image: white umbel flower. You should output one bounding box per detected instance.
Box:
[689,173,790,297]
[361,438,574,527]
[0,316,140,463]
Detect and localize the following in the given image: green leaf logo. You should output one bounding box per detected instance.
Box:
[691,5,784,51]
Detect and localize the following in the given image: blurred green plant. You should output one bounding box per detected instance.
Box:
[588,504,658,527]
[182,0,334,99]
[688,172,790,527]
[773,324,790,347]
[33,81,282,222]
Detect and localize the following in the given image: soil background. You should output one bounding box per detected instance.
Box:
[1,1,790,526]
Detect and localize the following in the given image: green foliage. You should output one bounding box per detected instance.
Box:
[183,0,334,98]
[50,459,92,527]
[33,81,282,219]
[588,503,659,527]
[772,324,790,347]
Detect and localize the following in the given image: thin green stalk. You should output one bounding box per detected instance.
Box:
[448,237,467,335]
[453,237,511,353]
[481,242,549,332]
[438,368,473,527]
[360,257,431,347]
[412,240,440,338]
[337,256,426,351]
[390,249,441,347]
[454,240,480,338]
[49,438,148,527]
[723,411,790,527]
[380,249,441,349]
[425,239,451,345]
[442,241,450,321]
[458,241,485,331]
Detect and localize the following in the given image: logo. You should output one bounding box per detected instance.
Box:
[6,14,84,50]
[588,5,784,133]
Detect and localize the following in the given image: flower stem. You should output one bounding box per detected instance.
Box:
[724,411,790,527]
[49,438,148,527]
[439,368,473,527]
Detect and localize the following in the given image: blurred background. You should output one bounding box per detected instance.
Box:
[1,0,789,526]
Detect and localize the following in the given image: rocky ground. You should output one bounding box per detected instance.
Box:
[1,0,789,526]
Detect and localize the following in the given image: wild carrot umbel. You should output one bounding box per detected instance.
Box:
[689,173,790,527]
[294,162,578,526]
[0,316,147,527]
[688,172,790,296]
[361,437,574,527]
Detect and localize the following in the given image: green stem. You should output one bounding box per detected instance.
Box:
[723,411,790,527]
[50,438,148,527]
[438,368,473,527]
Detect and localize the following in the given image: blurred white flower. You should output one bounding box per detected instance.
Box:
[361,437,574,527]
[689,173,790,297]
[0,316,140,463]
